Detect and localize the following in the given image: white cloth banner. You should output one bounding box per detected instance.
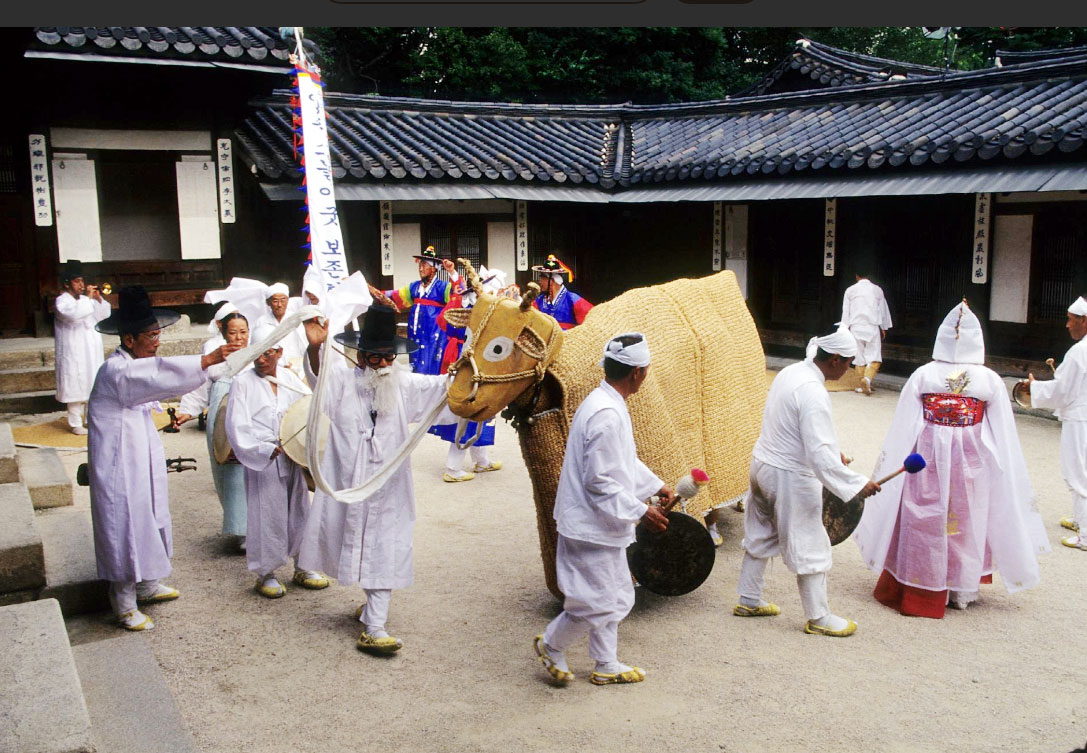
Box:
[297,70,348,295]
[29,134,53,227]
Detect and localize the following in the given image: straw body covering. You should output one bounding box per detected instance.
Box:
[932,301,984,364]
[599,333,650,368]
[1069,297,1087,317]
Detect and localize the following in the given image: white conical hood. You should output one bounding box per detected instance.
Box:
[932,300,984,364]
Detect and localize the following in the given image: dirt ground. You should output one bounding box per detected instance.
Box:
[59,383,1087,753]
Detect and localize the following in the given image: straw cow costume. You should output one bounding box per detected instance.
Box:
[226,320,328,598]
[534,333,673,686]
[734,329,879,637]
[386,246,460,376]
[854,302,1049,617]
[88,286,237,631]
[296,306,449,655]
[1028,296,1087,550]
[840,273,893,395]
[532,254,592,330]
[54,260,112,434]
[443,265,765,599]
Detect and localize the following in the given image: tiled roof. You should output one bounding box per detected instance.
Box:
[995,45,1087,66]
[736,39,945,97]
[31,27,295,66]
[237,50,1087,191]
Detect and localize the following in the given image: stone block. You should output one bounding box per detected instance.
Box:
[0,482,45,593]
[18,447,74,509]
[0,423,16,484]
[0,599,96,753]
[37,509,108,617]
[0,366,56,394]
[74,633,198,753]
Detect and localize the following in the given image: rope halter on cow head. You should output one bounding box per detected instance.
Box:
[448,261,558,405]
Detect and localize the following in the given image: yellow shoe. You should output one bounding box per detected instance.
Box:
[442,471,475,483]
[1061,535,1087,551]
[590,665,646,686]
[255,577,286,599]
[292,570,330,590]
[357,631,403,655]
[1060,517,1080,532]
[118,610,154,631]
[804,619,857,637]
[733,603,780,617]
[473,461,503,473]
[136,584,180,604]
[534,635,574,684]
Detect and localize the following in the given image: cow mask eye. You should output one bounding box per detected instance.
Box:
[482,336,515,362]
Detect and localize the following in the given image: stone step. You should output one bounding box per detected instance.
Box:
[0,365,57,394]
[74,633,198,753]
[18,446,74,509]
[0,423,16,484]
[37,508,108,617]
[0,388,61,414]
[0,343,53,370]
[0,482,45,601]
[0,598,96,753]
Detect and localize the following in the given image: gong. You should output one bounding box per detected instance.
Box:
[626,511,716,596]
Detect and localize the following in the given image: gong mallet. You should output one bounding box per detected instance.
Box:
[661,468,711,513]
[874,452,927,487]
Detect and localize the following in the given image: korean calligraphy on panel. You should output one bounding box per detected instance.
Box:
[216,138,236,224]
[972,192,991,284]
[712,202,723,271]
[823,198,837,277]
[380,201,393,276]
[516,200,528,271]
[29,134,53,227]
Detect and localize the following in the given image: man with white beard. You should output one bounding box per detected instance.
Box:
[297,305,448,655]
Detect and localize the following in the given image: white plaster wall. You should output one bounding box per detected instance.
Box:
[990,214,1033,324]
[487,221,515,277]
[392,223,422,291]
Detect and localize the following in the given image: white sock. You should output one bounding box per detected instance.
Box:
[739,596,771,608]
[810,613,851,631]
[261,575,282,589]
[544,642,571,673]
[594,661,633,674]
[367,626,390,639]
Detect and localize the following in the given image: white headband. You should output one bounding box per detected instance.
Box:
[806,328,857,359]
[1069,297,1087,317]
[264,282,289,299]
[207,302,240,334]
[600,332,651,368]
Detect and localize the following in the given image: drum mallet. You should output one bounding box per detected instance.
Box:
[662,468,710,512]
[872,453,927,488]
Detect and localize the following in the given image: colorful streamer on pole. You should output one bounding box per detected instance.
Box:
[288,29,347,295]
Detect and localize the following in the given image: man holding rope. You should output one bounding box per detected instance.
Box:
[296,305,449,655]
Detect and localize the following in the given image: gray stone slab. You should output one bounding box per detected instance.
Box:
[0,599,96,753]
[0,345,49,371]
[18,447,74,509]
[0,482,45,593]
[0,366,57,394]
[37,509,108,617]
[74,633,197,753]
[0,423,16,484]
[0,389,61,415]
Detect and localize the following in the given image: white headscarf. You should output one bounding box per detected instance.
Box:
[1069,297,1087,317]
[805,328,857,360]
[302,265,323,301]
[264,282,290,300]
[204,277,267,327]
[479,265,508,295]
[932,300,985,365]
[600,332,651,368]
[207,302,239,335]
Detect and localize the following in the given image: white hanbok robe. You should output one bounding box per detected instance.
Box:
[553,381,663,623]
[1030,337,1087,527]
[853,361,1049,594]
[226,365,311,575]
[88,350,206,582]
[840,279,892,365]
[296,361,448,589]
[54,292,111,403]
[743,360,869,574]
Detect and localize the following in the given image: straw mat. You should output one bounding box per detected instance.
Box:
[12,407,175,448]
